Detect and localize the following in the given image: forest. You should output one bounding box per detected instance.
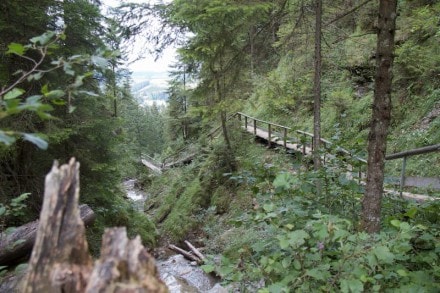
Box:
[0,0,439,292]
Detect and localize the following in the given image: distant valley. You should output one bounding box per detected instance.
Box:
[131,71,169,107]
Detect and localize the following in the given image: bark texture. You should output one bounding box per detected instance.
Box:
[0,204,94,266]
[19,158,167,293]
[361,0,397,233]
[86,228,167,293]
[22,158,93,293]
[313,0,322,172]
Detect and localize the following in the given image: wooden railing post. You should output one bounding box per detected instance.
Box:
[283,128,287,148]
[253,119,257,135]
[245,116,248,130]
[303,134,306,155]
[268,124,272,148]
[400,156,407,197]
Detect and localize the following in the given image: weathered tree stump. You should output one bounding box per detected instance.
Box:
[18,158,167,293]
[86,228,166,293]
[22,158,93,292]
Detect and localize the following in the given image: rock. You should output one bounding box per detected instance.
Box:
[157,255,218,293]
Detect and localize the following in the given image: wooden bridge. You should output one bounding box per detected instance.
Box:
[142,112,440,200]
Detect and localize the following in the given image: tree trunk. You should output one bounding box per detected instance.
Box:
[361,0,397,233]
[313,0,322,172]
[0,204,94,266]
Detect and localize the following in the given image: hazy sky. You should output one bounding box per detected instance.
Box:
[102,0,177,73]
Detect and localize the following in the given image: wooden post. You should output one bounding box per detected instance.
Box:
[303,134,306,155]
[245,116,248,130]
[400,156,407,197]
[268,124,272,148]
[253,119,257,135]
[283,128,287,148]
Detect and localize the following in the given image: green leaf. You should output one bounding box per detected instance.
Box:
[263,203,274,212]
[340,278,364,293]
[63,62,75,76]
[45,90,65,99]
[201,264,215,273]
[281,257,291,268]
[278,235,289,249]
[41,84,49,95]
[27,72,43,82]
[23,133,48,150]
[5,227,17,235]
[306,264,330,281]
[404,207,418,219]
[78,90,99,97]
[6,43,26,56]
[0,130,16,146]
[4,88,25,100]
[273,172,296,191]
[30,31,55,45]
[373,246,395,264]
[12,239,26,248]
[0,206,6,216]
[14,263,28,273]
[390,219,401,228]
[288,230,309,248]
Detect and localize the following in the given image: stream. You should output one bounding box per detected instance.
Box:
[124,179,227,293]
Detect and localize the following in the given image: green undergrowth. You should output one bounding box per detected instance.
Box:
[143,128,296,243]
[199,156,440,292]
[142,125,439,291]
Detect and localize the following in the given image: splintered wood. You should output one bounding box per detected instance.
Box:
[20,158,168,293]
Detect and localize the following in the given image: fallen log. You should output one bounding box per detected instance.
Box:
[0,204,95,266]
[184,240,206,262]
[168,244,202,264]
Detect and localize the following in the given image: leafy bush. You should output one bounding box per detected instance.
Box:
[204,163,440,292]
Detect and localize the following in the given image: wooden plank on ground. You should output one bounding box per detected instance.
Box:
[141,159,162,174]
[244,125,312,155]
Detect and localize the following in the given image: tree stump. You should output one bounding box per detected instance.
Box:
[22,158,92,292]
[86,228,167,293]
[19,158,168,293]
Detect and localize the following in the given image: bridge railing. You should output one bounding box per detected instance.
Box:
[385,144,440,194]
[236,112,293,149]
[234,112,439,194]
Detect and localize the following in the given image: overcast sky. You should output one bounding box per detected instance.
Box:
[102,0,177,73]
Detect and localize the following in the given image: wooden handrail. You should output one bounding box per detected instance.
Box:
[385,144,440,160]
[236,112,438,193]
[236,112,291,131]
